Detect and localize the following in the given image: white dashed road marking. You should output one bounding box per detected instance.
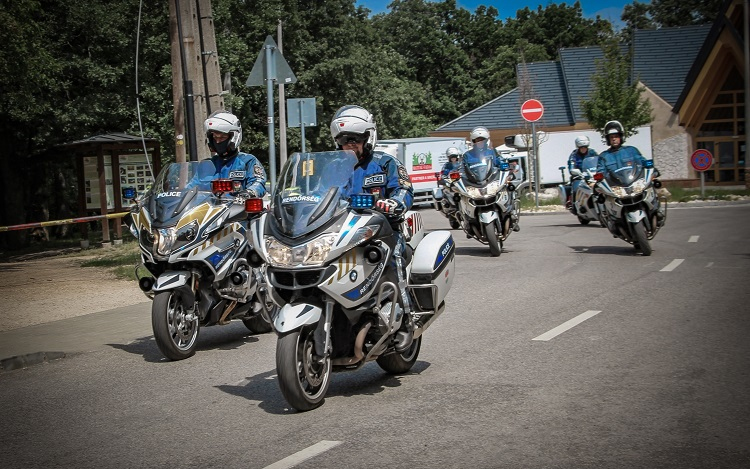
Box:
[689,236,699,242]
[660,259,684,272]
[264,441,343,469]
[533,310,601,341]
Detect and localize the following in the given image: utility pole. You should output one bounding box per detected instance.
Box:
[169,0,223,161]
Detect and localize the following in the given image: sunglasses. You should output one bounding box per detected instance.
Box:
[336,135,366,145]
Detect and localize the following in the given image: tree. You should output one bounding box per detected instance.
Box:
[580,44,653,136]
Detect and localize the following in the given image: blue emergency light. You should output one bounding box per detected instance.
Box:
[350,194,375,209]
[644,160,654,168]
[499,162,510,171]
[122,187,137,200]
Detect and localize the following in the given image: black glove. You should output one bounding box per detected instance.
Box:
[375,198,404,215]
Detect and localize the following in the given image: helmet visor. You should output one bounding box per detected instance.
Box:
[335,133,367,146]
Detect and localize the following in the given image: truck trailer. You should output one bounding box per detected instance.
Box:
[375,137,466,207]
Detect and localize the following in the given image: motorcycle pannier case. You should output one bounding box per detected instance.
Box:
[408,231,455,312]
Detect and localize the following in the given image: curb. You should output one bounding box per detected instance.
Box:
[1,351,66,372]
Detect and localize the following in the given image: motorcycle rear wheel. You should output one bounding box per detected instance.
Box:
[483,222,502,257]
[376,336,421,374]
[152,291,199,361]
[633,220,652,256]
[276,328,331,411]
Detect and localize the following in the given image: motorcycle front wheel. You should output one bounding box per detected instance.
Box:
[376,336,421,374]
[276,327,331,411]
[633,220,652,256]
[152,291,199,360]
[483,222,502,257]
[577,216,591,225]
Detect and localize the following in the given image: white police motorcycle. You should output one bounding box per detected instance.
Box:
[593,159,666,256]
[558,156,604,226]
[449,150,519,256]
[248,151,455,411]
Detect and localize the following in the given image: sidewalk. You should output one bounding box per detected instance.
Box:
[0,302,151,371]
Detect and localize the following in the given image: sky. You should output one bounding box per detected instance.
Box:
[355,0,633,27]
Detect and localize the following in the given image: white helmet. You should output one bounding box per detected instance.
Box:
[575,136,590,148]
[603,120,625,143]
[330,105,377,152]
[205,111,242,158]
[470,126,490,142]
[446,147,461,159]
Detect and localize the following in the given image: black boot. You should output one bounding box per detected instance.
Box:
[394,315,414,353]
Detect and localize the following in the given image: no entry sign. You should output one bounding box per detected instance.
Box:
[521,99,544,122]
[690,149,713,172]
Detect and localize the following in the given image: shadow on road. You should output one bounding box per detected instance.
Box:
[106,325,263,363]
[215,360,431,414]
[570,245,647,256]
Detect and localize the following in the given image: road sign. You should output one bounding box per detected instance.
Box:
[690,149,713,172]
[246,36,297,87]
[521,99,544,122]
[287,98,317,127]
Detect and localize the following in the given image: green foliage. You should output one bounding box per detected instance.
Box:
[580,43,653,137]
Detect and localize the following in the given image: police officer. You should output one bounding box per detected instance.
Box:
[331,105,415,352]
[567,136,598,210]
[192,111,267,197]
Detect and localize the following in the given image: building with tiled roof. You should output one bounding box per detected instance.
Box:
[431,2,747,187]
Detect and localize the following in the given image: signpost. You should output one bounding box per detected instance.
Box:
[521,99,544,208]
[246,35,297,194]
[691,149,714,198]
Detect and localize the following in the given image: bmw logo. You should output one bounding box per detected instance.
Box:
[349,271,358,282]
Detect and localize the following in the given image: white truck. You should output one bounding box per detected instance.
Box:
[503,126,653,186]
[375,137,466,207]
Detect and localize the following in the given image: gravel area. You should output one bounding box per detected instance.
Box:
[0,256,146,332]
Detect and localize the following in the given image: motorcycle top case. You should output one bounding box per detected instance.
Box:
[409,230,455,311]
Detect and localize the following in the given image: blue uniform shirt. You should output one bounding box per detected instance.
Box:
[189,152,267,197]
[346,151,413,212]
[596,146,648,177]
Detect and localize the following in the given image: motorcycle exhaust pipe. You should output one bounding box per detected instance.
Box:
[138,277,155,292]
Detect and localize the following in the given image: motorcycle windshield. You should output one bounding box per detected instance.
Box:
[581,156,598,173]
[144,160,218,227]
[462,147,496,184]
[271,151,359,238]
[605,160,644,187]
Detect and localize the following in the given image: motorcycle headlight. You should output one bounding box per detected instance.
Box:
[155,228,176,256]
[485,180,502,196]
[176,220,199,242]
[467,186,484,198]
[264,233,339,267]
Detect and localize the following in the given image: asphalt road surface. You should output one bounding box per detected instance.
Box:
[1,204,749,469]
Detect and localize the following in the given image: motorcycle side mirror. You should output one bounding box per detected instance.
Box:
[434,172,441,179]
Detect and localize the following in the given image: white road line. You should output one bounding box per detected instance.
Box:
[660,259,685,272]
[689,235,699,243]
[532,310,601,341]
[263,441,343,469]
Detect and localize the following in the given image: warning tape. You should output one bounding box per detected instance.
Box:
[0,212,130,232]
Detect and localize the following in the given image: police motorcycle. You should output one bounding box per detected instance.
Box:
[432,172,461,229]
[593,159,666,256]
[450,149,520,256]
[248,151,455,411]
[124,160,274,361]
[557,155,604,225]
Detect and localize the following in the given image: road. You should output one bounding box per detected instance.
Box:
[1,204,749,468]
